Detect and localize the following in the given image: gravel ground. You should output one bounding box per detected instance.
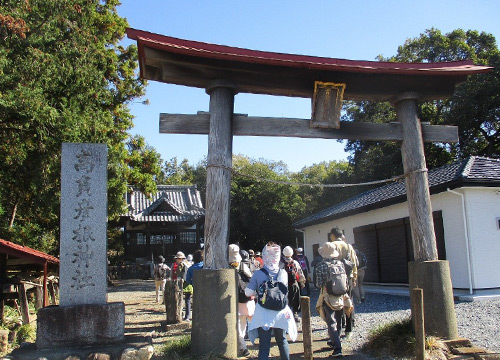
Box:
[307,288,500,354]
[108,280,500,358]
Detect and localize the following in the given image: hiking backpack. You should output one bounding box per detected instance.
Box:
[257,268,288,311]
[356,249,367,269]
[285,261,299,285]
[238,263,252,303]
[155,264,167,280]
[324,260,349,296]
[342,249,355,278]
[297,256,308,272]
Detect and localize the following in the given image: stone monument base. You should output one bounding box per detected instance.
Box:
[6,334,152,360]
[36,302,125,349]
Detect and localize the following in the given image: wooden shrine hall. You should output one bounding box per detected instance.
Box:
[127,28,491,358]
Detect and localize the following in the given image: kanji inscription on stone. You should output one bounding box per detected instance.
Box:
[60,143,108,306]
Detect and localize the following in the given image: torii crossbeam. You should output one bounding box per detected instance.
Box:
[127,28,491,357]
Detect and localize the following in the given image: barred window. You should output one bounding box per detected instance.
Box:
[136,233,146,245]
[150,235,163,244]
[179,232,196,244]
[151,234,175,244]
[164,234,175,244]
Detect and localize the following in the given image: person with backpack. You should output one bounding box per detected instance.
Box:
[228,244,255,358]
[245,242,297,360]
[242,249,258,274]
[185,249,203,321]
[293,247,310,296]
[281,246,305,323]
[328,227,358,338]
[170,251,192,321]
[353,247,368,304]
[314,242,353,358]
[154,255,171,303]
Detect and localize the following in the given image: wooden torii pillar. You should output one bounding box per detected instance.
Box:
[127,28,491,354]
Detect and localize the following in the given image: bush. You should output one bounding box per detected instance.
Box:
[362,317,416,359]
[158,335,226,360]
[16,324,35,343]
[159,335,191,359]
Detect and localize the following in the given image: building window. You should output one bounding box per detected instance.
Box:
[136,233,146,245]
[179,232,196,244]
[164,234,175,244]
[150,235,163,244]
[151,234,175,244]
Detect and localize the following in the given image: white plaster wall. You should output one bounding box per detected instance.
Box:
[430,191,470,289]
[462,187,500,289]
[301,186,500,290]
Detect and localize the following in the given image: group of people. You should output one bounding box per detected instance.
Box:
[153,230,367,359]
[232,227,367,359]
[153,249,204,321]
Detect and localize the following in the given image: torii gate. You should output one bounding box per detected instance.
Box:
[127,28,491,358]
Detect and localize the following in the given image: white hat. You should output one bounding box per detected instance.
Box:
[318,242,340,259]
[296,247,303,254]
[228,244,242,264]
[174,251,186,259]
[283,246,294,257]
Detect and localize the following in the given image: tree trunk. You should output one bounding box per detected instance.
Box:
[8,197,18,228]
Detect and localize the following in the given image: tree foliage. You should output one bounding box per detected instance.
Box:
[159,155,360,250]
[0,0,159,252]
[344,28,500,182]
[229,155,305,250]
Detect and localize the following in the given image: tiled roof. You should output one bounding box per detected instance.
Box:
[294,156,500,228]
[0,238,59,264]
[122,185,205,224]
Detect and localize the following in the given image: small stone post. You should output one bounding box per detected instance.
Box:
[411,288,425,360]
[300,296,313,360]
[165,279,184,324]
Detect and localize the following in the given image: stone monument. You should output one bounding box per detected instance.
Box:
[36,143,125,349]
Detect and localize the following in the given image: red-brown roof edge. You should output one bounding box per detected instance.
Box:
[126,28,492,76]
[0,238,59,265]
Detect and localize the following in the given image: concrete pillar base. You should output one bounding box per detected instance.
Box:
[408,260,458,340]
[191,269,238,359]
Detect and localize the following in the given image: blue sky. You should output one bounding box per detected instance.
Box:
[117,1,500,172]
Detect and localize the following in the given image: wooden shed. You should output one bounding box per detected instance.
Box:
[0,239,59,324]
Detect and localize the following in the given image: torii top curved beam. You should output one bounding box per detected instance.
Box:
[127,28,491,102]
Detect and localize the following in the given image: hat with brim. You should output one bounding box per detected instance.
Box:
[174,251,186,259]
[318,242,340,259]
[229,244,242,264]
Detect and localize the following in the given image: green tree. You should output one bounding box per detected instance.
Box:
[230,155,305,250]
[292,160,358,217]
[0,0,153,252]
[344,28,499,182]
[391,28,499,159]
[124,135,162,196]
